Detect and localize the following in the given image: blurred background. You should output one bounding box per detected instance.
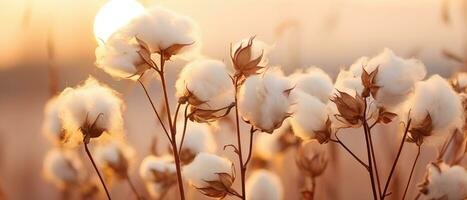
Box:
[0,0,465,199]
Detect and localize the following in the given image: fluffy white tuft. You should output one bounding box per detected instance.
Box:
[423,162,467,200]
[349,48,427,107]
[42,97,65,144]
[403,75,464,143]
[245,169,284,200]
[58,77,124,146]
[238,67,293,133]
[175,59,234,109]
[176,120,217,154]
[43,148,84,188]
[289,67,333,103]
[95,34,148,79]
[182,152,232,188]
[290,90,328,141]
[119,6,201,59]
[94,140,135,172]
[139,155,176,182]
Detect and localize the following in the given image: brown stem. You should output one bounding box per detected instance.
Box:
[363,99,378,200]
[83,140,111,200]
[173,103,182,129]
[402,145,421,200]
[138,79,171,142]
[367,121,382,196]
[243,126,256,168]
[329,137,369,170]
[178,104,189,153]
[125,173,143,200]
[381,118,412,199]
[233,77,246,200]
[158,54,185,200]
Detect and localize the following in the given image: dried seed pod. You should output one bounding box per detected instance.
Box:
[361,66,380,98]
[183,153,239,199]
[296,141,328,178]
[407,114,433,146]
[231,36,265,80]
[330,90,365,127]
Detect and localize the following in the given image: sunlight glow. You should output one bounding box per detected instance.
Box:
[93,0,144,44]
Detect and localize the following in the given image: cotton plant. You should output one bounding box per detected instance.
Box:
[182,152,239,199]
[139,155,177,199]
[417,162,467,200]
[245,169,284,200]
[94,5,203,200]
[41,76,125,199]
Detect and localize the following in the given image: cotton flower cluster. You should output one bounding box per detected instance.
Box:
[176,120,217,164]
[93,140,135,181]
[183,153,237,198]
[349,48,426,108]
[418,162,467,200]
[139,155,177,199]
[238,68,293,133]
[57,77,124,145]
[175,59,234,122]
[403,75,463,145]
[95,6,201,79]
[43,148,85,189]
[245,170,284,200]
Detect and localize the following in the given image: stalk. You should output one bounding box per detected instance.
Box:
[233,77,246,200]
[402,145,421,200]
[83,139,111,200]
[362,99,378,200]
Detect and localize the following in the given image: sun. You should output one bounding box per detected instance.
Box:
[93,0,144,44]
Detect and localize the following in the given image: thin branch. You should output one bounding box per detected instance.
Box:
[137,79,171,142]
[381,118,412,199]
[233,77,246,200]
[243,126,256,168]
[83,140,111,200]
[329,136,369,170]
[125,173,143,200]
[173,102,182,130]
[363,99,378,200]
[178,104,189,153]
[367,122,382,197]
[402,145,421,200]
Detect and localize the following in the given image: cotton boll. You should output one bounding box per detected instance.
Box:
[139,155,176,182]
[245,170,284,200]
[182,152,233,188]
[290,90,329,142]
[175,59,234,109]
[175,120,217,164]
[404,75,463,144]
[238,67,293,133]
[58,77,124,145]
[140,155,177,198]
[420,162,467,200]
[95,34,149,80]
[232,37,272,67]
[42,97,65,145]
[289,67,333,103]
[94,140,135,180]
[43,148,84,189]
[119,6,201,60]
[360,48,427,107]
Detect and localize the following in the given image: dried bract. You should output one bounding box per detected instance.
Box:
[330,90,365,127]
